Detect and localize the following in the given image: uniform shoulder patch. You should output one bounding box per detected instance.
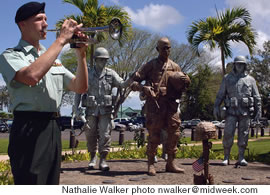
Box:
[6,48,22,52]
[14,48,22,52]
[53,59,63,66]
[52,62,62,66]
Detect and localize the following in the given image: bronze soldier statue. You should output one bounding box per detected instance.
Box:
[131,37,190,176]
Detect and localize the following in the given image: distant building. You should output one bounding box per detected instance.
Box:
[116,107,141,119]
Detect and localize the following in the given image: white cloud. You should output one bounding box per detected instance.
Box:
[254,31,270,51]
[124,4,183,31]
[225,0,270,54]
[122,91,144,109]
[202,45,222,68]
[231,30,270,54]
[226,0,270,19]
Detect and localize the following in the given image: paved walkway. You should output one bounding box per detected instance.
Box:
[1,136,270,162]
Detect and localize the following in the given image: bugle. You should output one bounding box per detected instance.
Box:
[47,18,123,47]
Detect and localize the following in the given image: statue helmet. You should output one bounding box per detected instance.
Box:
[233,56,247,64]
[94,47,110,59]
[167,71,191,92]
[233,55,247,72]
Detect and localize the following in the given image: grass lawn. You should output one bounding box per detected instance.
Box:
[62,140,87,151]
[1,137,270,163]
[0,139,89,154]
[209,138,270,155]
[0,139,121,154]
[0,139,9,155]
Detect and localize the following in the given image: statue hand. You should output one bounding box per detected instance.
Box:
[130,81,142,91]
[142,86,156,98]
[254,112,261,122]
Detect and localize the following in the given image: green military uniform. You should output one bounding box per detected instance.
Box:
[0,39,74,184]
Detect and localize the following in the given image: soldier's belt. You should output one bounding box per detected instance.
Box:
[225,97,254,108]
[82,95,113,107]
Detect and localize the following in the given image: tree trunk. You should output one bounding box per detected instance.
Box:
[220,48,226,76]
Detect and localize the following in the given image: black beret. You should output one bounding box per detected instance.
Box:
[15,2,46,23]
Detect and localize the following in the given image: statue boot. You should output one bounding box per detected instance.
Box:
[88,152,97,170]
[165,154,184,173]
[99,152,110,171]
[154,155,158,163]
[238,147,248,166]
[221,148,230,166]
[147,156,156,176]
[162,146,168,161]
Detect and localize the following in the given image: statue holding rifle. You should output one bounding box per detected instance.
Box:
[130,37,190,176]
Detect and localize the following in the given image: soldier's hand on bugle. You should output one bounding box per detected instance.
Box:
[56,19,82,45]
[56,19,89,50]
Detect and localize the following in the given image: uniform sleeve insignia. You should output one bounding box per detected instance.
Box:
[53,59,63,66]
[52,62,63,66]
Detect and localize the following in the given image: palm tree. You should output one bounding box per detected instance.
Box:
[56,0,131,67]
[186,7,257,75]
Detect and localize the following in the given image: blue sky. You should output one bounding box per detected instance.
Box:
[1,0,270,115]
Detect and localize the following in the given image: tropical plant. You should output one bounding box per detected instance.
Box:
[248,40,270,118]
[181,64,219,120]
[0,86,10,111]
[0,160,13,185]
[186,7,257,75]
[56,0,131,67]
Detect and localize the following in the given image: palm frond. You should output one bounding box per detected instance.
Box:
[62,0,86,12]
[219,7,252,26]
[55,14,84,28]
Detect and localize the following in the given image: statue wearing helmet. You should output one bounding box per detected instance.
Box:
[130,37,190,176]
[94,47,110,58]
[73,47,133,171]
[214,55,261,166]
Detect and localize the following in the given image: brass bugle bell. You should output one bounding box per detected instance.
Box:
[47,18,123,46]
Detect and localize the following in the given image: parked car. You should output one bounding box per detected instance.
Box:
[131,116,146,126]
[6,119,13,129]
[0,119,11,133]
[114,118,131,126]
[57,116,84,131]
[126,123,143,132]
[181,120,189,129]
[0,123,9,133]
[250,117,269,128]
[185,119,201,128]
[216,120,225,128]
[211,120,220,127]
[113,123,126,131]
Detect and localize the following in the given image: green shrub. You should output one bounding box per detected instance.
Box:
[62,151,90,162]
[0,160,13,185]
